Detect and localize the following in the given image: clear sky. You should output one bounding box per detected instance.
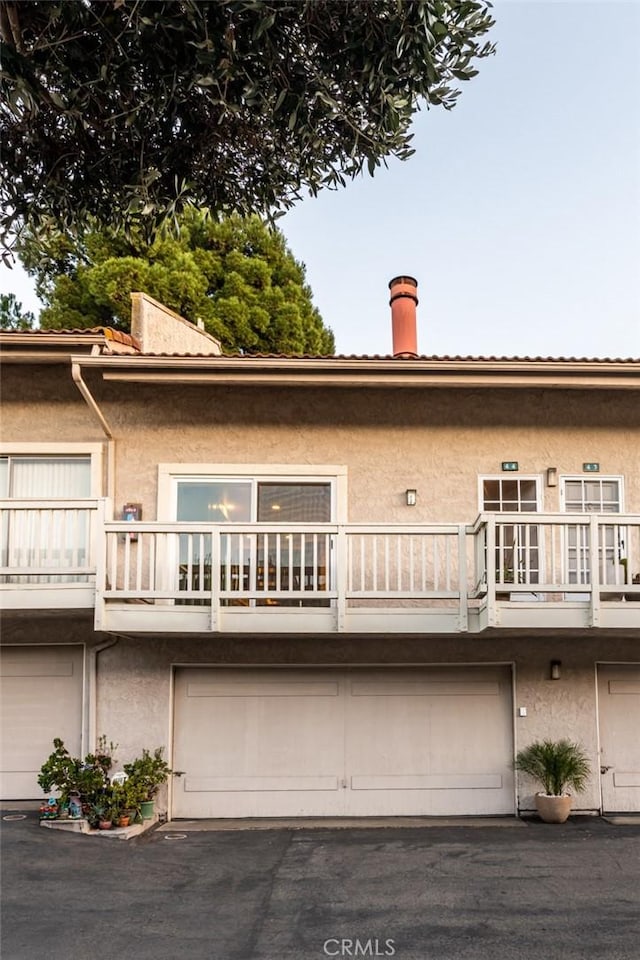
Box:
[2,0,639,359]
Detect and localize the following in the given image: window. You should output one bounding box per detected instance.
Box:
[1,456,93,582]
[480,477,541,586]
[172,475,334,606]
[0,456,91,498]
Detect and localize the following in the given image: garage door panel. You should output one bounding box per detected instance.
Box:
[351,774,503,790]
[186,680,340,698]
[599,666,640,813]
[173,668,345,817]
[185,775,339,792]
[344,668,513,816]
[173,666,514,818]
[351,681,500,697]
[0,646,83,800]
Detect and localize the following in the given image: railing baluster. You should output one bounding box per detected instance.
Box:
[136,531,143,592]
[445,536,451,592]
[384,536,390,592]
[312,533,318,593]
[409,536,415,592]
[424,535,430,591]
[372,537,378,592]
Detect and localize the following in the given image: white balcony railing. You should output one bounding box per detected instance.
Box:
[0,499,99,582]
[2,501,639,630]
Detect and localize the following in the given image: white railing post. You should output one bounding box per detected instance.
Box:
[210,524,219,632]
[336,525,348,631]
[93,498,107,630]
[485,516,497,626]
[457,524,468,632]
[590,514,601,627]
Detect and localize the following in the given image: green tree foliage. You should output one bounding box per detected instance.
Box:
[20,211,335,355]
[0,0,495,252]
[0,292,34,329]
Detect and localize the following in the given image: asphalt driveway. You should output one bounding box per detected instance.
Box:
[2,813,639,960]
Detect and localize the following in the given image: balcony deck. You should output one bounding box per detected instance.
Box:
[1,501,639,634]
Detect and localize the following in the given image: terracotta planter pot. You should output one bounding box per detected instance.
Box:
[535,794,573,823]
[117,816,130,828]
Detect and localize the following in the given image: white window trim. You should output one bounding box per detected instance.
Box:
[559,475,625,513]
[0,442,104,497]
[158,463,348,522]
[477,475,543,513]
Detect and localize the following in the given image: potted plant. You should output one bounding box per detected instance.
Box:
[123,747,174,820]
[110,777,146,826]
[38,736,117,817]
[515,739,591,823]
[87,798,113,830]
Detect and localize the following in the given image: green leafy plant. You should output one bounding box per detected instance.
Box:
[1,1,495,251]
[111,777,147,821]
[123,748,174,801]
[38,736,117,808]
[515,740,591,797]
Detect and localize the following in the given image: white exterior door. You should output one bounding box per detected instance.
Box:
[172,666,514,818]
[0,645,84,799]
[598,665,640,813]
[561,478,624,591]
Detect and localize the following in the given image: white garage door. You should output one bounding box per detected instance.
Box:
[598,664,640,813]
[172,666,514,818]
[0,645,84,800]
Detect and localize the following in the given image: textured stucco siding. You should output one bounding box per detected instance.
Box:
[91,633,639,813]
[4,372,638,523]
[88,382,640,522]
[1,366,103,444]
[5,622,637,815]
[130,293,221,355]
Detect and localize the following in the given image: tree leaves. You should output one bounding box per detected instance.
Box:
[0,0,495,252]
[20,210,336,355]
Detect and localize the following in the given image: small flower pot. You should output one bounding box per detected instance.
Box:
[117,815,131,828]
[98,820,113,830]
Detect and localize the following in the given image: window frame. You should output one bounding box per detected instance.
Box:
[0,443,103,498]
[477,475,543,514]
[559,475,625,514]
[158,463,347,523]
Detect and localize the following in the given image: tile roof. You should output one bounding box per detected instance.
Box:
[0,326,141,351]
[104,352,640,363]
[1,329,636,364]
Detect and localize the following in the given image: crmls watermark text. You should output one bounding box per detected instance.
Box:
[323,939,396,957]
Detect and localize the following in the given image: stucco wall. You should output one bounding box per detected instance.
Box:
[5,371,638,522]
[87,381,640,522]
[88,632,638,815]
[3,617,637,814]
[1,366,102,444]
[130,293,221,356]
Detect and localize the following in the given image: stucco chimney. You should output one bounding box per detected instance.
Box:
[389,275,419,358]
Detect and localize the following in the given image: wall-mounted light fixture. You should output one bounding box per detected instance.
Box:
[123,502,142,542]
[546,467,558,487]
[406,489,417,507]
[501,461,519,472]
[550,660,562,681]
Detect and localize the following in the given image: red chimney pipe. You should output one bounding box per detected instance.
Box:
[389,275,419,358]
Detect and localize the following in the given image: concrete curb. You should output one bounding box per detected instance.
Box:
[164,815,529,832]
[39,815,159,840]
